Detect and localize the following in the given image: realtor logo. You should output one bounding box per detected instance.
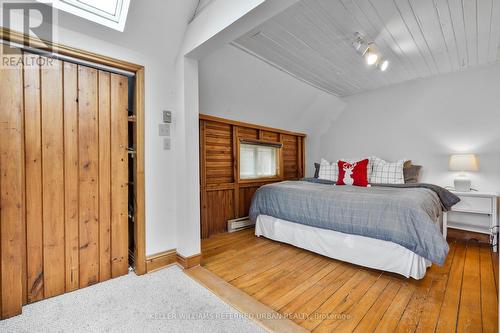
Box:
[1,1,56,54]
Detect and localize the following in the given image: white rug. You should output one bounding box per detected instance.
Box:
[0,266,264,333]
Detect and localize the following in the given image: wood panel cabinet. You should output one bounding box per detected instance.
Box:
[199,115,306,239]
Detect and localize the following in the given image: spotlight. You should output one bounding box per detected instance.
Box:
[365,48,378,65]
[378,59,389,71]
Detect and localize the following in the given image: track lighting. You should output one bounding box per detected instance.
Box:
[352,33,389,72]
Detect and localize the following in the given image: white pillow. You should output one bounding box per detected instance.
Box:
[318,158,338,181]
[369,157,406,184]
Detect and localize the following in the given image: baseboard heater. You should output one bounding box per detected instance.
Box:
[227,216,254,233]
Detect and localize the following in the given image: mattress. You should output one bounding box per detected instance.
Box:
[255,214,432,279]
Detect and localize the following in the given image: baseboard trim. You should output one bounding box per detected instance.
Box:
[145,249,177,273]
[145,250,202,273]
[185,266,307,333]
[176,253,202,269]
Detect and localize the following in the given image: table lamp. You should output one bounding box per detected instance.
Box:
[448,154,479,191]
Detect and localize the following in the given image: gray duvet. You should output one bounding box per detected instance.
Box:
[249,180,452,264]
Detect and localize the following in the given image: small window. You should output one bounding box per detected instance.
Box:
[38,0,131,31]
[240,142,280,180]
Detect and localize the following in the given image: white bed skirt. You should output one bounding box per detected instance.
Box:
[255,215,432,279]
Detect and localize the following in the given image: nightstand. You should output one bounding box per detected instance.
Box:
[443,191,498,252]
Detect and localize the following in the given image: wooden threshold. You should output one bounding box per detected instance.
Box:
[201,228,499,333]
[185,266,308,333]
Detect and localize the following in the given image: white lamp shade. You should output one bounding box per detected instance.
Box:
[449,154,479,171]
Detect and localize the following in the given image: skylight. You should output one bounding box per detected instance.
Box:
[38,0,131,31]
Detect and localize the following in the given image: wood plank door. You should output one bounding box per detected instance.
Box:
[0,51,129,319]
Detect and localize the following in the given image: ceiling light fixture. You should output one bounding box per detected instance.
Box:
[365,46,378,65]
[352,33,389,72]
[378,59,389,71]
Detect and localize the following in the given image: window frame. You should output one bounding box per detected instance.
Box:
[237,138,283,183]
[38,0,131,31]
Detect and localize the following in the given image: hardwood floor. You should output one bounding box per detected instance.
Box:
[201,228,499,333]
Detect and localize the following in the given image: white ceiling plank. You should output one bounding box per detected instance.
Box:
[391,0,440,74]
[487,0,500,62]
[447,0,470,68]
[232,42,347,96]
[477,0,493,63]
[236,32,352,94]
[277,1,390,88]
[462,0,478,66]
[408,0,454,73]
[339,0,419,81]
[354,0,433,78]
[306,0,401,86]
[269,9,374,89]
[261,28,365,92]
[258,23,365,91]
[232,0,500,96]
[433,0,461,71]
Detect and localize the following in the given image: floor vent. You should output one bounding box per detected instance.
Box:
[228,217,254,233]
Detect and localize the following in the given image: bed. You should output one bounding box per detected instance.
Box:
[249,179,460,279]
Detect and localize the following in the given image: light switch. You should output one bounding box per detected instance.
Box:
[159,124,170,137]
[163,110,172,123]
[163,138,171,150]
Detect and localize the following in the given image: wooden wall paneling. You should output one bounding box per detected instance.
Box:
[200,120,209,239]
[98,71,112,282]
[0,49,24,319]
[261,131,280,142]
[41,58,66,298]
[279,133,285,179]
[78,65,100,287]
[239,187,259,218]
[205,121,234,185]
[297,137,303,178]
[237,126,259,140]
[301,138,305,178]
[282,134,298,179]
[232,126,240,218]
[199,116,306,238]
[24,54,44,302]
[63,62,79,292]
[110,73,129,278]
[199,114,306,138]
[206,190,234,235]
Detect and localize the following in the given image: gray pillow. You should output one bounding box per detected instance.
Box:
[314,163,320,178]
[404,165,422,183]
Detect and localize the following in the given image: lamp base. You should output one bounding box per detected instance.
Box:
[454,178,471,192]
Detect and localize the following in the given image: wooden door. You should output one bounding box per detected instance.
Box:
[0,50,129,319]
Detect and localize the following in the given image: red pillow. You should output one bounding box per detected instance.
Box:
[337,159,369,187]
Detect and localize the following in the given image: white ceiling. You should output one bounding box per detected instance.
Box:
[233,0,500,96]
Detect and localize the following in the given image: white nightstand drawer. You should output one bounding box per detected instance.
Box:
[451,196,492,214]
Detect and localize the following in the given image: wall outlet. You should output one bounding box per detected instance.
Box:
[163,138,171,150]
[159,124,170,137]
[163,110,172,123]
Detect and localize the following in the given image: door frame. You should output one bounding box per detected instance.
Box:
[0,27,147,276]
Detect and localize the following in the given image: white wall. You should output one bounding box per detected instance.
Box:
[199,44,342,173]
[316,63,500,193]
[177,0,301,257]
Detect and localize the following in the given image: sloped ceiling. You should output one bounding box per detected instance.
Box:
[233,0,500,96]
